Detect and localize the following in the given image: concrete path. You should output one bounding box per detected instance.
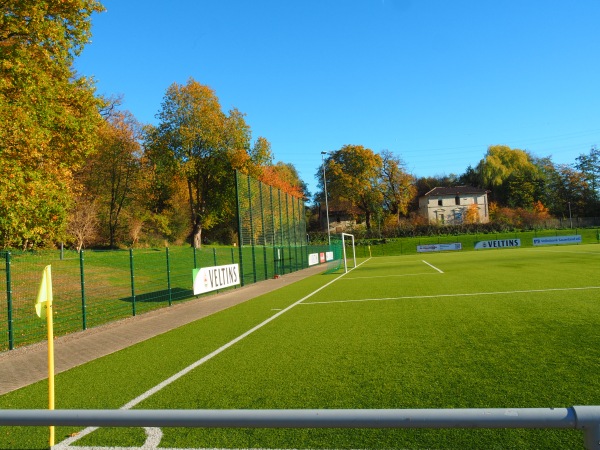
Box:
[0,265,325,395]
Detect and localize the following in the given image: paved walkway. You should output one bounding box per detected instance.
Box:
[0,265,326,395]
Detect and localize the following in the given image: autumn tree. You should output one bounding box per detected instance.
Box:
[0,0,105,248]
[80,111,142,247]
[553,164,592,218]
[321,145,384,230]
[260,162,307,199]
[380,150,416,224]
[67,196,99,252]
[146,78,262,248]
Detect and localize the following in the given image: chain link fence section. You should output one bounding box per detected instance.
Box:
[235,171,308,285]
[0,247,241,352]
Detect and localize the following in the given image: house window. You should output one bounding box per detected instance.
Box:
[438,198,443,206]
[455,196,460,205]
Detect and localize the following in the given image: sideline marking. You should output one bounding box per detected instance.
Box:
[56,259,370,449]
[303,286,600,305]
[341,272,438,280]
[422,260,443,273]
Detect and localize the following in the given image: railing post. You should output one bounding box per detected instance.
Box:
[129,249,136,316]
[574,406,600,450]
[80,250,87,330]
[5,252,13,350]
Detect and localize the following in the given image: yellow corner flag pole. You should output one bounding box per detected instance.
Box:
[35,265,55,447]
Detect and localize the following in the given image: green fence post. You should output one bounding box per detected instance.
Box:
[234,171,245,287]
[5,252,14,350]
[285,192,292,274]
[259,181,268,280]
[129,248,136,316]
[212,248,220,293]
[166,247,172,306]
[278,190,285,274]
[80,250,87,330]
[247,176,257,284]
[292,196,298,272]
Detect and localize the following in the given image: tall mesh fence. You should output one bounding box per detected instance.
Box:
[236,171,310,283]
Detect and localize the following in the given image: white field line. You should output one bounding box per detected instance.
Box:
[522,248,600,256]
[302,286,600,306]
[422,260,444,273]
[341,272,438,280]
[56,259,370,450]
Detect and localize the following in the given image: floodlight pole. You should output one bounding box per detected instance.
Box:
[321,151,331,246]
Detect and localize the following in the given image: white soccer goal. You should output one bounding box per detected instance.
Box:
[341,233,356,273]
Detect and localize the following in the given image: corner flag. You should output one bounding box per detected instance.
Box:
[35,265,55,447]
[35,265,52,319]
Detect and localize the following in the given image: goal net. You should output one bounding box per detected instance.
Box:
[325,233,356,274]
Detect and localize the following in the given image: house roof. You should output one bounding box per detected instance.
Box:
[423,186,488,197]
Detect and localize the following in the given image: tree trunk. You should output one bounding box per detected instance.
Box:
[191,220,202,248]
[365,211,372,230]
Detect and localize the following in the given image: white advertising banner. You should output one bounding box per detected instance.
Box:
[193,264,240,295]
[474,239,521,250]
[308,253,319,266]
[533,235,582,246]
[417,243,462,253]
[326,251,334,261]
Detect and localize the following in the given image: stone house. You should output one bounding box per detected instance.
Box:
[419,186,489,224]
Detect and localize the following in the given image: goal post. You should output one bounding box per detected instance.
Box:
[341,233,356,273]
[323,233,356,274]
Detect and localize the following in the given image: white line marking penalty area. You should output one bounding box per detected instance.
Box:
[422,260,444,273]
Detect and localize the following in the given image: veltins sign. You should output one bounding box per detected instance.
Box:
[193,263,240,295]
[474,239,521,250]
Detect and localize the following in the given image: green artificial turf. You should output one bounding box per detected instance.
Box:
[1,245,599,449]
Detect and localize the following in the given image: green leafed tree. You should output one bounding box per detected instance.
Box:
[0,0,105,248]
[575,146,600,214]
[477,145,543,208]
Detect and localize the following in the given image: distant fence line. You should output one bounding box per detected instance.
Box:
[351,227,600,257]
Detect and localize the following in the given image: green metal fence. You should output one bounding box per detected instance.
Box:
[353,228,600,257]
[0,247,244,352]
[0,173,331,353]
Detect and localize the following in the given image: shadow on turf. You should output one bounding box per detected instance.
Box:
[120,287,194,303]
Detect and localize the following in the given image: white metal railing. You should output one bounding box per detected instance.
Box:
[1,407,600,449]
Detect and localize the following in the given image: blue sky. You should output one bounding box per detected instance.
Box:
[75,0,600,197]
